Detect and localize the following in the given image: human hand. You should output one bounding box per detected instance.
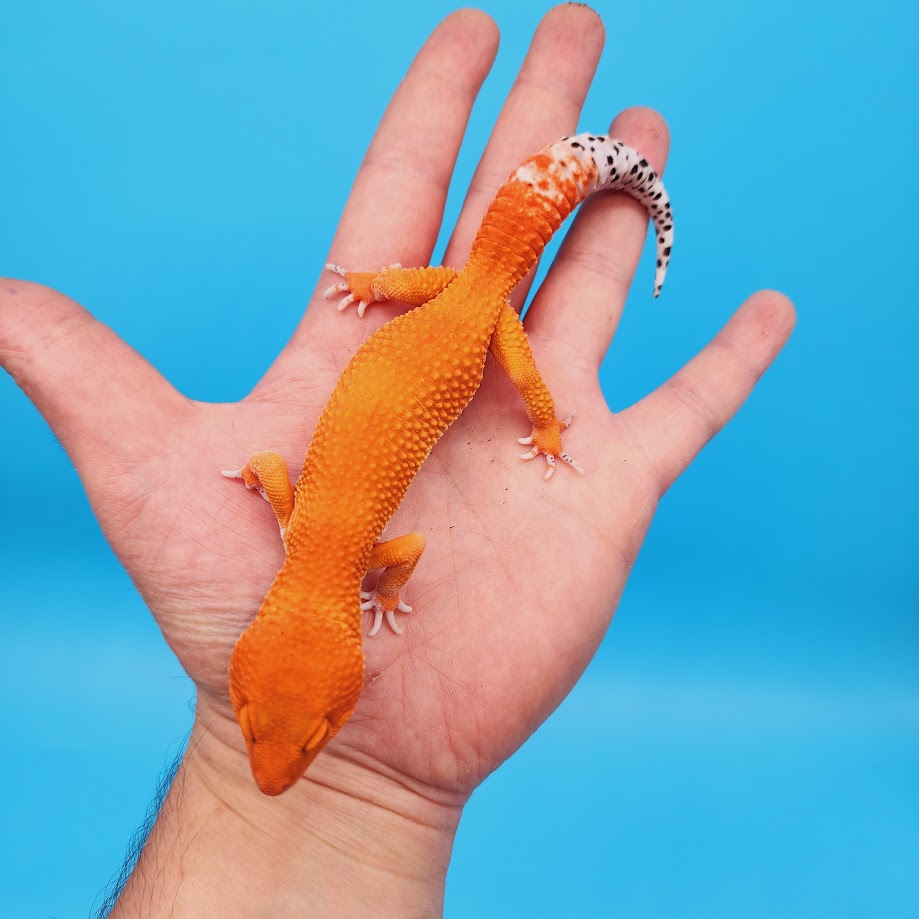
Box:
[0,5,793,915]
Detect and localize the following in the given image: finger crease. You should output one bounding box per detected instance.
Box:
[412,67,482,99]
[511,73,588,110]
[358,148,451,195]
[711,330,761,382]
[663,376,722,441]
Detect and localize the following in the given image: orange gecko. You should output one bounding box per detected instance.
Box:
[223,133,673,795]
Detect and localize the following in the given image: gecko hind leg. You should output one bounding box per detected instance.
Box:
[362,532,426,636]
[490,302,583,480]
[221,451,295,547]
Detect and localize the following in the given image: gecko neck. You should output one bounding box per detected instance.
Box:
[262,537,367,637]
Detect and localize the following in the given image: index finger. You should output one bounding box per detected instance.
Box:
[260,10,500,391]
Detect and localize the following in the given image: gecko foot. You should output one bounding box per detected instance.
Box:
[361,590,412,637]
[221,454,294,542]
[518,411,583,480]
[323,262,401,318]
[221,465,270,502]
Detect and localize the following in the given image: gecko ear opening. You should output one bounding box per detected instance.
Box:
[301,719,330,755]
[238,704,256,746]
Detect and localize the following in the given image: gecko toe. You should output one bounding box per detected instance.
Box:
[560,452,584,475]
[362,591,412,636]
[516,412,583,479]
[324,282,349,299]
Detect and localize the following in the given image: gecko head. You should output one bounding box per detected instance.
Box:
[229,620,364,796]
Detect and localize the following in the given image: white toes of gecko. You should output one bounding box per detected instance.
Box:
[362,593,412,637]
[324,281,349,298]
[220,468,272,501]
[559,452,584,476]
[324,262,400,317]
[517,411,583,479]
[323,263,373,316]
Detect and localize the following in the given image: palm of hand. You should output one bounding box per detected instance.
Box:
[1,6,793,802]
[90,291,646,797]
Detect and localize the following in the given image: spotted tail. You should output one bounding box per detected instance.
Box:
[469,133,674,298]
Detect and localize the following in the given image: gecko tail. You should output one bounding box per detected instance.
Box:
[474,133,674,298]
[574,135,674,297]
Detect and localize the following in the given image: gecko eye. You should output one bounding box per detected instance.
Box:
[238,705,257,746]
[301,719,330,755]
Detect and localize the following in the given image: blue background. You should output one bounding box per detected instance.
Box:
[1,0,916,915]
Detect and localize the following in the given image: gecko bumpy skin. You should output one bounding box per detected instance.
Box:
[225,134,673,794]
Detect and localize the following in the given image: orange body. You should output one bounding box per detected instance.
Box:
[226,134,674,794]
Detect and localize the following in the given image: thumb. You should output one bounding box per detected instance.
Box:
[0,278,188,473]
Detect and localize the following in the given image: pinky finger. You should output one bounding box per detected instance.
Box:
[621,290,796,494]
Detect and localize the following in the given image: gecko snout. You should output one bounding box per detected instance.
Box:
[235,701,340,795]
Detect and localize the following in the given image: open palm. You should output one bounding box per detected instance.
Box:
[1,7,793,805]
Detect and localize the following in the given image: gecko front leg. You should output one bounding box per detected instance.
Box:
[222,451,295,546]
[361,532,426,636]
[490,302,583,480]
[324,264,459,316]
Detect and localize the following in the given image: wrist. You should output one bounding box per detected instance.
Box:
[111,698,464,917]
